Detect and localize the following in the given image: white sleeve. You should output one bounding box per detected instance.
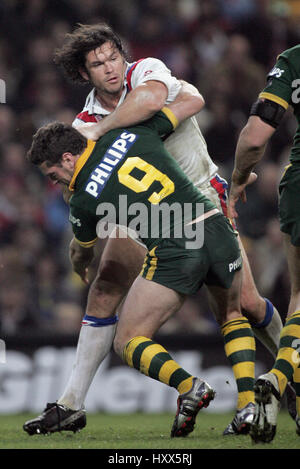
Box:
[72,118,84,128]
[129,57,182,103]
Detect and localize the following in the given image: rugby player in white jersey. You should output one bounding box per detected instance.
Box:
[23,23,292,437]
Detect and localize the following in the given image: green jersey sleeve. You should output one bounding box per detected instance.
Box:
[259,55,297,109]
[69,204,98,248]
[142,107,178,137]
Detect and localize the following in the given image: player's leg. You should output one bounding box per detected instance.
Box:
[206,269,256,435]
[205,176,290,431]
[23,230,147,435]
[251,234,300,443]
[238,236,282,357]
[113,276,215,438]
[58,230,147,411]
[206,175,282,357]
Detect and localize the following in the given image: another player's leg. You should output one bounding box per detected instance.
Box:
[23,231,146,436]
[113,276,215,438]
[238,238,282,357]
[250,234,300,443]
[222,236,296,434]
[293,365,300,434]
[206,270,256,436]
[205,179,283,361]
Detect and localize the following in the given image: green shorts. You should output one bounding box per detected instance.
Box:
[279,162,300,246]
[140,214,242,295]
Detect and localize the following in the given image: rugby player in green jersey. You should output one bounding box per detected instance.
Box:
[54,23,290,438]
[25,102,257,439]
[229,44,300,442]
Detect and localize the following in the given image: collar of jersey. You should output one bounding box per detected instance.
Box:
[69,139,96,192]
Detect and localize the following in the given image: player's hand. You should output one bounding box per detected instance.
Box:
[73,265,90,285]
[76,122,103,141]
[69,238,94,285]
[228,172,257,219]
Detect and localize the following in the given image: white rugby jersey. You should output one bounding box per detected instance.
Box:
[73,57,218,187]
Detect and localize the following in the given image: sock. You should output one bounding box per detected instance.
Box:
[251,298,282,357]
[58,314,118,410]
[271,310,300,396]
[221,316,256,410]
[123,336,194,394]
[293,365,300,417]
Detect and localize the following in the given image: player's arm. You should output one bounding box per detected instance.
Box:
[69,205,98,283]
[78,80,169,140]
[166,80,204,123]
[69,237,95,285]
[78,80,204,141]
[228,114,277,219]
[228,50,293,219]
[96,79,205,133]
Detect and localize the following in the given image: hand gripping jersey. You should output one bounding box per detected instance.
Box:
[259,44,300,163]
[69,109,216,251]
[72,57,218,187]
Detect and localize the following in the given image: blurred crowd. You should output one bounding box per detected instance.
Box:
[0,0,299,337]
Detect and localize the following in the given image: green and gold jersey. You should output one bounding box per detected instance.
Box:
[68,108,216,251]
[259,44,300,162]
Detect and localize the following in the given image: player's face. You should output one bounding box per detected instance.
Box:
[40,160,73,187]
[82,42,126,96]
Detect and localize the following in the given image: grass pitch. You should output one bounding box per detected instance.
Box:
[0,411,299,451]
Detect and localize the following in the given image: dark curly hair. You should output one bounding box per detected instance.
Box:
[53,23,127,85]
[27,122,87,166]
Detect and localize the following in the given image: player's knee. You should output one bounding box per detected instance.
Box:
[97,259,131,291]
[113,334,125,359]
[92,270,127,298]
[86,276,125,318]
[240,288,261,314]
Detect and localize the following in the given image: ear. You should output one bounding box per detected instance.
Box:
[61,152,75,167]
[79,67,89,82]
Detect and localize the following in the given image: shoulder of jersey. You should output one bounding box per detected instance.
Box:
[74,110,98,123]
[278,44,300,61]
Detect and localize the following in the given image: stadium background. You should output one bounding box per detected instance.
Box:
[0,0,299,414]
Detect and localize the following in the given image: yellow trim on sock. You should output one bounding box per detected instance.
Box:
[139,343,164,376]
[276,346,299,364]
[294,366,300,384]
[224,337,255,356]
[294,366,300,416]
[271,368,287,396]
[177,376,194,395]
[232,361,255,379]
[123,336,150,368]
[280,323,300,340]
[287,310,300,322]
[158,360,181,385]
[237,391,255,410]
[221,316,250,332]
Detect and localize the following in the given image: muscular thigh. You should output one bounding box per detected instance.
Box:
[114,276,185,352]
[206,269,242,326]
[98,227,147,289]
[86,229,147,317]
